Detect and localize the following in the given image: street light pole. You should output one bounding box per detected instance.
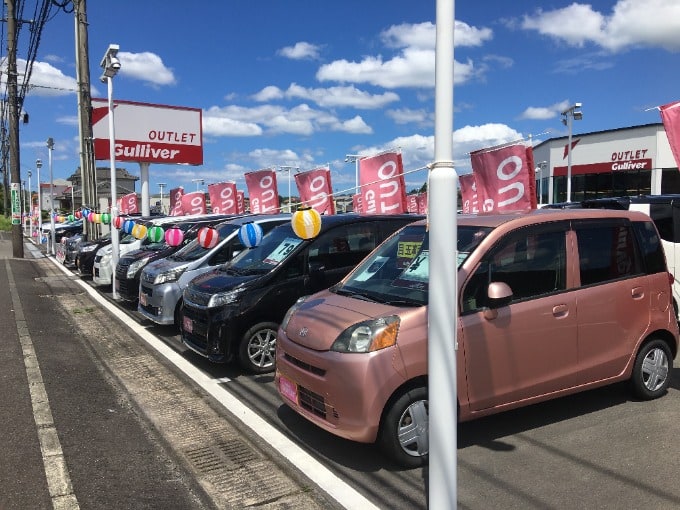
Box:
[278,166,299,212]
[27,170,31,239]
[344,154,360,195]
[191,178,204,192]
[36,158,42,243]
[100,43,121,299]
[47,137,55,255]
[158,182,166,214]
[538,161,547,206]
[561,103,583,203]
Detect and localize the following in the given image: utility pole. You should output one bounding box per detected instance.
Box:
[7,0,24,257]
[74,0,97,239]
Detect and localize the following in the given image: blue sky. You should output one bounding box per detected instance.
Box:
[8,0,680,199]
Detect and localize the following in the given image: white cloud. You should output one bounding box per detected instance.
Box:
[380,21,492,50]
[521,0,680,52]
[5,59,78,97]
[252,86,284,102]
[519,100,572,120]
[253,83,399,109]
[386,108,432,125]
[277,41,323,60]
[117,51,176,86]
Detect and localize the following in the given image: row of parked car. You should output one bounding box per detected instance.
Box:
[53,202,679,468]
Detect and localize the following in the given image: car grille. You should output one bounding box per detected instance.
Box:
[283,353,325,377]
[182,305,210,353]
[297,386,327,419]
[117,276,139,300]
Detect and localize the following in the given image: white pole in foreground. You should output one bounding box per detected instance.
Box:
[429,0,457,507]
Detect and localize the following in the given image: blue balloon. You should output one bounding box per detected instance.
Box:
[238,222,264,248]
[122,219,135,235]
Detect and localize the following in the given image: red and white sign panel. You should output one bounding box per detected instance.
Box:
[459,173,479,214]
[117,192,139,214]
[359,152,408,214]
[294,168,335,215]
[180,191,207,215]
[470,143,537,213]
[208,181,238,214]
[245,169,280,214]
[660,101,680,169]
[169,187,185,216]
[91,98,203,165]
[236,190,245,214]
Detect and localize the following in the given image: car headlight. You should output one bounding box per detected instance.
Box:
[126,258,150,279]
[281,296,308,331]
[207,288,244,308]
[99,253,112,264]
[331,315,400,353]
[154,266,186,285]
[81,245,98,252]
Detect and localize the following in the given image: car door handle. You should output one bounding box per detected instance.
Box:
[631,286,644,300]
[552,304,569,318]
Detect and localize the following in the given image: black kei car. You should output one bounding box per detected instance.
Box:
[180,213,422,374]
[75,233,111,276]
[114,215,235,303]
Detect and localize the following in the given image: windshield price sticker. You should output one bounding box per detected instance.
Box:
[263,237,302,265]
[393,250,429,290]
[396,237,423,269]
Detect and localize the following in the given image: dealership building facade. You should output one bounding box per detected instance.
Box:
[532,122,679,205]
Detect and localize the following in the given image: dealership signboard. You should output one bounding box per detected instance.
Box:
[91,98,203,165]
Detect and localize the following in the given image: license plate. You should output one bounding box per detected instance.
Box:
[183,316,193,333]
[140,293,147,306]
[278,375,298,404]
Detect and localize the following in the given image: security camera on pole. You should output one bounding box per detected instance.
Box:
[100,43,121,299]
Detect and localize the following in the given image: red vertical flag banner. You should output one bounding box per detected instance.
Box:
[470,142,536,213]
[181,191,207,215]
[660,101,680,168]
[459,173,479,213]
[294,168,335,215]
[359,152,408,214]
[406,194,418,213]
[417,193,428,215]
[169,187,185,216]
[118,192,139,214]
[208,181,238,214]
[352,194,363,213]
[236,190,245,214]
[245,169,280,214]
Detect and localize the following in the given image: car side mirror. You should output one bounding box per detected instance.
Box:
[483,281,513,320]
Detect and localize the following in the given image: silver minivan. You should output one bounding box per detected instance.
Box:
[138,214,290,327]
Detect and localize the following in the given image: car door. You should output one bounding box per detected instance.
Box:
[459,223,579,411]
[572,219,650,383]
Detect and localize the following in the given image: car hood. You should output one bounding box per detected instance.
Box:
[189,269,260,294]
[284,290,390,351]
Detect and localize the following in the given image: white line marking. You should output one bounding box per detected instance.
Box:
[45,252,379,510]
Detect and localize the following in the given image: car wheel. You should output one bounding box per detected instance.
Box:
[631,338,672,400]
[238,322,278,374]
[378,386,428,468]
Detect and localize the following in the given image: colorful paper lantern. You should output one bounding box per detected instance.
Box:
[75,210,82,220]
[101,213,111,225]
[82,208,90,218]
[165,226,184,247]
[291,207,322,240]
[112,215,124,229]
[122,219,135,234]
[132,223,148,239]
[238,222,264,248]
[68,214,75,222]
[147,225,164,243]
[93,213,102,224]
[197,226,219,249]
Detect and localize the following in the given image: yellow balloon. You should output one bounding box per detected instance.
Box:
[291,207,322,240]
[132,223,148,239]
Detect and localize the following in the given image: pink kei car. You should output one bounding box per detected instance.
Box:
[275,208,679,468]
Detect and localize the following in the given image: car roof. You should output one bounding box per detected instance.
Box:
[408,207,653,230]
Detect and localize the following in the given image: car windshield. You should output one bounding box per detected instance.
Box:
[332,224,492,307]
[220,224,303,276]
[168,223,239,261]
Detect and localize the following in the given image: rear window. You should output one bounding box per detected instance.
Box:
[576,223,642,286]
